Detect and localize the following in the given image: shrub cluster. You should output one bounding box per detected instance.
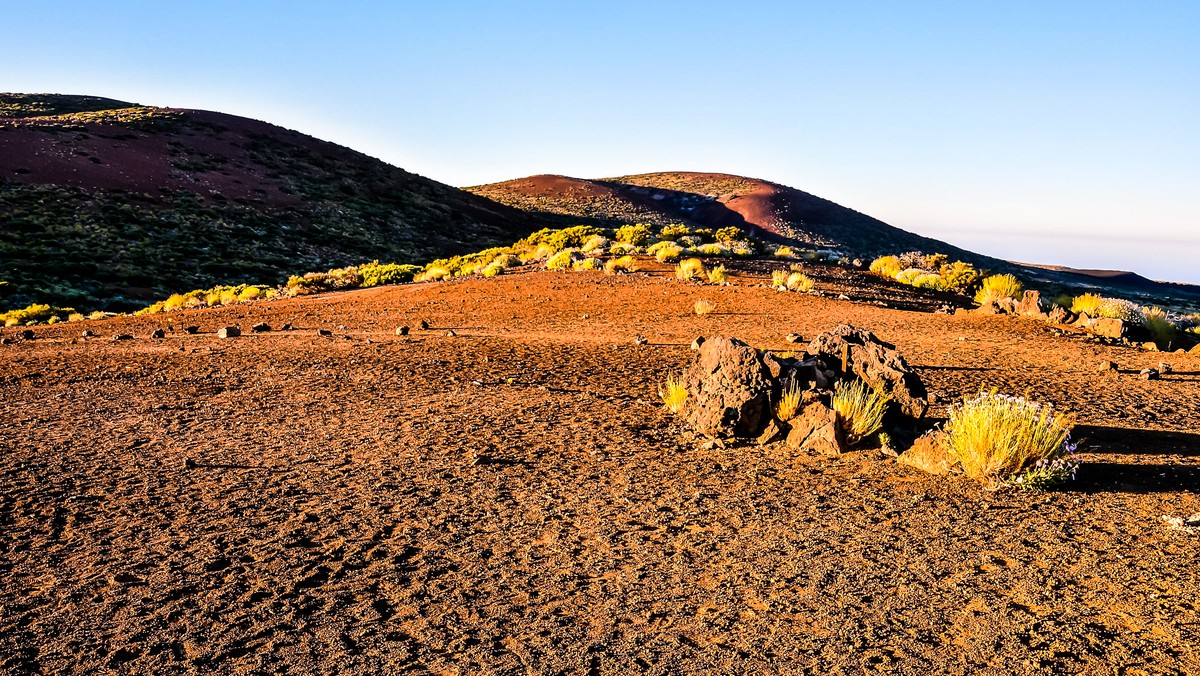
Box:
[1,303,77,326]
[869,252,983,295]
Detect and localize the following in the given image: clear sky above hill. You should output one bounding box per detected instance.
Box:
[4,1,1198,282]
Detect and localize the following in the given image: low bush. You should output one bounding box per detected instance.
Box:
[360,262,422,287]
[714,226,746,243]
[572,257,601,272]
[775,246,795,258]
[615,224,653,246]
[1095,297,1143,323]
[691,243,727,257]
[941,391,1076,488]
[658,224,690,241]
[521,226,603,252]
[580,235,608,253]
[694,298,715,316]
[654,242,684,263]
[974,274,1023,306]
[546,249,581,270]
[707,265,728,284]
[1071,293,1102,316]
[608,242,637,256]
[869,255,903,279]
[771,270,788,287]
[832,380,889,446]
[937,261,981,293]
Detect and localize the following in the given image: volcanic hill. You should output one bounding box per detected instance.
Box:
[467,172,995,264]
[0,93,539,310]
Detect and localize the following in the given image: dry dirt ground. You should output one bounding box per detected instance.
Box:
[2,264,1199,674]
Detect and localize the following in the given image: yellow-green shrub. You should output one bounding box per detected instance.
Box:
[1071,293,1102,316]
[658,224,690,241]
[707,265,728,284]
[869,255,903,279]
[974,274,1022,305]
[615,224,653,246]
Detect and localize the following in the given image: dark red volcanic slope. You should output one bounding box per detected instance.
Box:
[0,94,541,309]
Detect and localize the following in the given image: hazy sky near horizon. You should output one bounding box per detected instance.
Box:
[4,1,1198,282]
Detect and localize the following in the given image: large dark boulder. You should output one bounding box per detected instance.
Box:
[806,325,928,418]
[680,336,772,438]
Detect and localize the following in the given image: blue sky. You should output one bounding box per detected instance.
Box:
[4,1,1198,282]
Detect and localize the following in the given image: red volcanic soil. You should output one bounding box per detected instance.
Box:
[2,262,1199,673]
[0,110,298,206]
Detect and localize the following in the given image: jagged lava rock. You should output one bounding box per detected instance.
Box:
[680,336,772,438]
[806,325,928,418]
[784,400,847,456]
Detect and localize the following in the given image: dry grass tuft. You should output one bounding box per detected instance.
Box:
[659,373,688,414]
[832,379,890,446]
[771,270,788,287]
[676,258,705,281]
[604,256,638,275]
[774,379,804,421]
[707,265,728,284]
[693,299,716,316]
[786,272,814,293]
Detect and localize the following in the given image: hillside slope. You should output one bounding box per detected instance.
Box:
[0,93,540,310]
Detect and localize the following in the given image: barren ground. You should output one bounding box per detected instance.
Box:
[2,264,1199,674]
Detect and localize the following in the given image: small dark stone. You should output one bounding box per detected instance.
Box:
[112,334,133,341]
[251,322,271,333]
[634,334,649,346]
[396,326,410,336]
[419,319,431,330]
[1098,360,1117,372]
[1158,362,1172,374]
[280,323,294,331]
[445,329,457,337]
[183,326,200,334]
[690,336,705,351]
[20,329,35,340]
[0,337,12,345]
[81,329,95,337]
[785,333,803,343]
[1140,368,1160,381]
[217,326,241,339]
[184,457,198,469]
[150,329,166,339]
[317,328,333,337]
